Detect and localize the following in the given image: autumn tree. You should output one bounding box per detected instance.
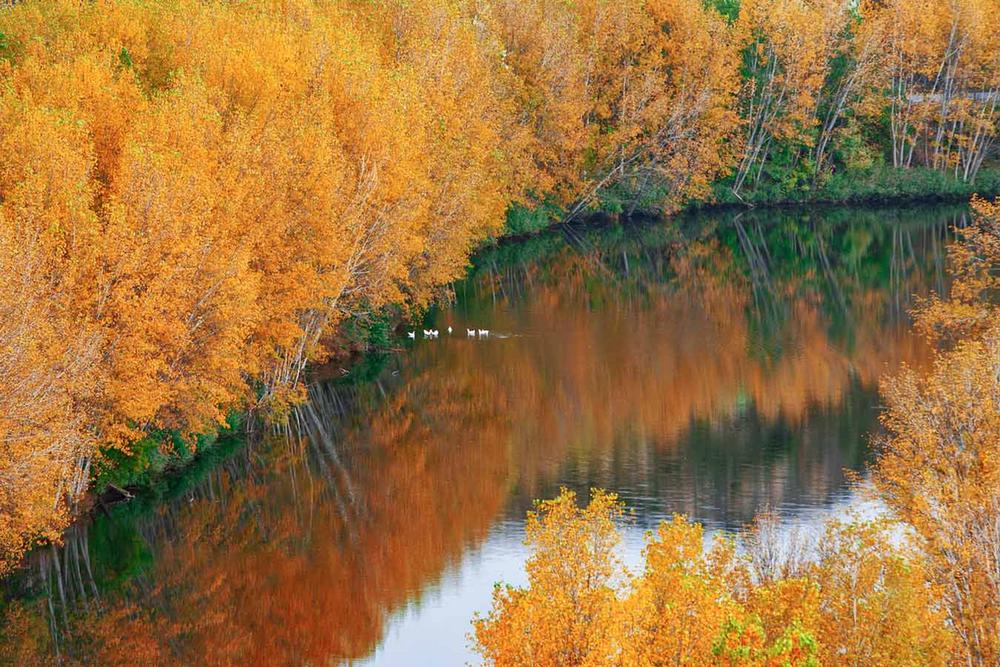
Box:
[730,0,848,195]
[867,0,1000,180]
[916,197,1000,343]
[0,0,529,570]
[488,0,740,217]
[810,1,886,177]
[0,0,996,586]
[473,489,626,666]
[874,198,1000,666]
[590,0,741,215]
[473,489,951,665]
[0,84,103,573]
[624,518,777,665]
[811,519,952,666]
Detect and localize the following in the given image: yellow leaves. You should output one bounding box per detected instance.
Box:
[624,517,742,665]
[0,0,993,613]
[731,0,850,193]
[811,519,952,666]
[713,615,818,667]
[475,489,627,667]
[363,0,518,304]
[95,76,256,440]
[475,491,952,666]
[863,0,1000,176]
[488,0,590,202]
[0,92,103,574]
[629,0,740,207]
[485,0,741,212]
[0,0,535,571]
[873,197,1000,665]
[877,341,1000,528]
[916,197,1000,343]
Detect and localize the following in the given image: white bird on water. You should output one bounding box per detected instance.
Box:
[447,326,453,334]
[478,329,490,337]
[423,329,433,338]
[467,328,476,336]
[407,331,416,339]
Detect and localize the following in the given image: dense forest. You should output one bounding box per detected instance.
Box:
[0,0,997,604]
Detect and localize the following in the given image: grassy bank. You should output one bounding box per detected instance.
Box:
[500,167,1000,238]
[697,166,1000,209]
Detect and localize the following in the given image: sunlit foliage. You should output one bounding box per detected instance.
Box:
[862,0,1000,181]
[875,198,1000,666]
[473,489,949,666]
[730,0,848,195]
[0,0,523,571]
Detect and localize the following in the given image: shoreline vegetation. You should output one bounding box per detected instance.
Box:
[500,166,1000,238]
[29,194,992,528]
[0,0,997,603]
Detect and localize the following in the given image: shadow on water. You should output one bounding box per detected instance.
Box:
[0,203,966,665]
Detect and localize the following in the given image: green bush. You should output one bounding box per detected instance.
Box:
[692,166,1000,209]
[504,199,564,236]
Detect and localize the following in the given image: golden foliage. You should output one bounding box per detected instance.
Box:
[0,0,522,570]
[862,0,1000,178]
[0,0,757,572]
[474,490,626,666]
[875,200,1000,666]
[485,0,742,214]
[731,0,848,194]
[474,489,951,666]
[916,197,1000,343]
[811,519,952,666]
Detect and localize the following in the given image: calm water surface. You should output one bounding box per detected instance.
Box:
[3,205,962,665]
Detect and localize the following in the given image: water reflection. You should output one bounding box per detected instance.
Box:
[1,205,961,665]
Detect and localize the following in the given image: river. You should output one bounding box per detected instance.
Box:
[0,203,962,665]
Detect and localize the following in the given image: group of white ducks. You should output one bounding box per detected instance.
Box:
[406,326,489,339]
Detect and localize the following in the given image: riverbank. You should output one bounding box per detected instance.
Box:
[3,0,997,579]
[501,167,1000,238]
[94,184,994,492]
[4,182,989,578]
[86,192,979,497]
[693,166,1000,210]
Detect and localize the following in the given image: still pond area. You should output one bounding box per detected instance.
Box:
[2,204,964,665]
